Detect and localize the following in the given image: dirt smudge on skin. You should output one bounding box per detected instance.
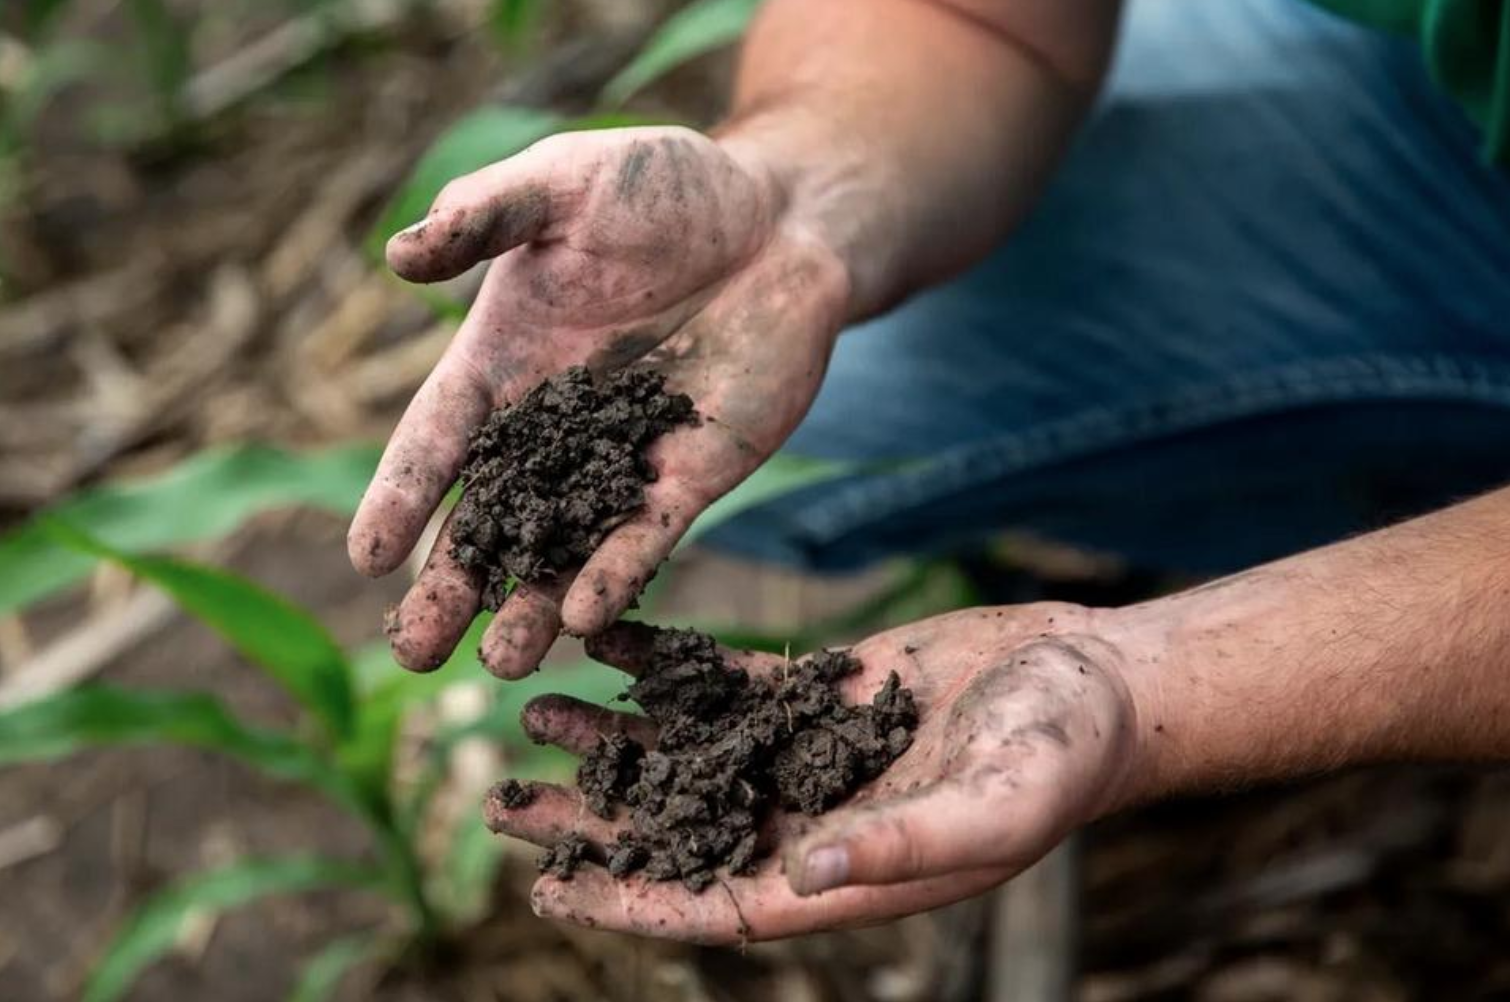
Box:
[394,186,551,282]
[543,628,919,891]
[615,142,655,200]
[449,366,696,610]
[587,328,664,373]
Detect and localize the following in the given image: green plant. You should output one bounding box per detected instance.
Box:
[600,0,762,108]
[0,515,629,1000]
[486,0,544,55]
[0,435,863,999]
[0,442,380,616]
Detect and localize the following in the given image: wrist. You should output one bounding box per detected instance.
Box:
[715,110,901,322]
[1091,502,1510,813]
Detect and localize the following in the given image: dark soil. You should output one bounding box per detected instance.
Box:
[450,366,697,609]
[492,778,537,809]
[551,628,917,891]
[537,833,591,880]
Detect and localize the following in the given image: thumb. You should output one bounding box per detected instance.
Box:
[386,148,559,284]
[783,782,1059,897]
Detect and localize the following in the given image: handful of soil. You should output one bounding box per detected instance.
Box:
[503,628,919,892]
[450,366,696,609]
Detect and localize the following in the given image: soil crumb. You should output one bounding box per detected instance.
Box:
[537,833,590,880]
[450,366,696,609]
[539,628,918,891]
[491,779,537,809]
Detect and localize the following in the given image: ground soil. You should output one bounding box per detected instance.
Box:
[450,366,696,609]
[538,628,918,891]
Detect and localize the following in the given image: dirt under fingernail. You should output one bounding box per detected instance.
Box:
[450,365,696,610]
[524,627,919,892]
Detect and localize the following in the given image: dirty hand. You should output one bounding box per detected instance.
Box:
[347,126,850,676]
[486,604,1144,943]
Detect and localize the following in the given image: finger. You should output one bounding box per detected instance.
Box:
[386,150,558,283]
[384,511,482,672]
[560,413,763,637]
[584,621,789,678]
[559,476,701,637]
[483,781,624,848]
[782,779,1060,895]
[348,353,493,577]
[520,693,657,755]
[478,575,572,680]
[529,859,1007,945]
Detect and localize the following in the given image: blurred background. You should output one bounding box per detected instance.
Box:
[2,1,1509,1000]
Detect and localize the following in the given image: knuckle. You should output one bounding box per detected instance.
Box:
[880,815,926,880]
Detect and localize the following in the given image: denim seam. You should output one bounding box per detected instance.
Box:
[798,351,1510,544]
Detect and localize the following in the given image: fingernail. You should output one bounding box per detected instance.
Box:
[396,218,430,238]
[799,845,849,896]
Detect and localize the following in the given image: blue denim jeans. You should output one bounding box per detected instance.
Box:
[706,0,1510,576]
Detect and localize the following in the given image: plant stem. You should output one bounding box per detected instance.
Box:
[375,821,440,946]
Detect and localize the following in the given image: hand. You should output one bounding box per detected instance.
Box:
[485,603,1146,944]
[348,126,851,676]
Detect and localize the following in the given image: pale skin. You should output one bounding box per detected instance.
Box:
[348,0,1510,940]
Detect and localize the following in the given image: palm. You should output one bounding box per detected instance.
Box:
[487,604,1137,944]
[348,127,848,676]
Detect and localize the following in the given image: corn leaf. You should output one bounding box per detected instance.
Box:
[286,932,387,1002]
[600,0,761,107]
[23,0,73,38]
[487,0,543,53]
[436,816,507,925]
[338,615,491,803]
[84,857,385,1002]
[0,685,361,810]
[43,520,356,742]
[0,442,380,616]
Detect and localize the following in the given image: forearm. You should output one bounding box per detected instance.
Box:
[716,0,1121,320]
[1114,488,1510,805]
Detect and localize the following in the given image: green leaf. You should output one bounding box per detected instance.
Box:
[436,816,506,924]
[600,0,761,107]
[126,0,191,114]
[84,857,385,1002]
[338,615,492,805]
[0,686,360,808]
[43,520,356,742]
[286,932,387,1002]
[23,0,73,39]
[681,453,857,547]
[369,105,565,251]
[0,442,380,616]
[488,0,543,53]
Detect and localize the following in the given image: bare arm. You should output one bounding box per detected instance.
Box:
[353,0,1124,676]
[720,0,1122,318]
[505,487,1510,941]
[1117,485,1510,804]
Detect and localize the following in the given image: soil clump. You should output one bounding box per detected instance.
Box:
[450,366,696,609]
[539,628,918,891]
